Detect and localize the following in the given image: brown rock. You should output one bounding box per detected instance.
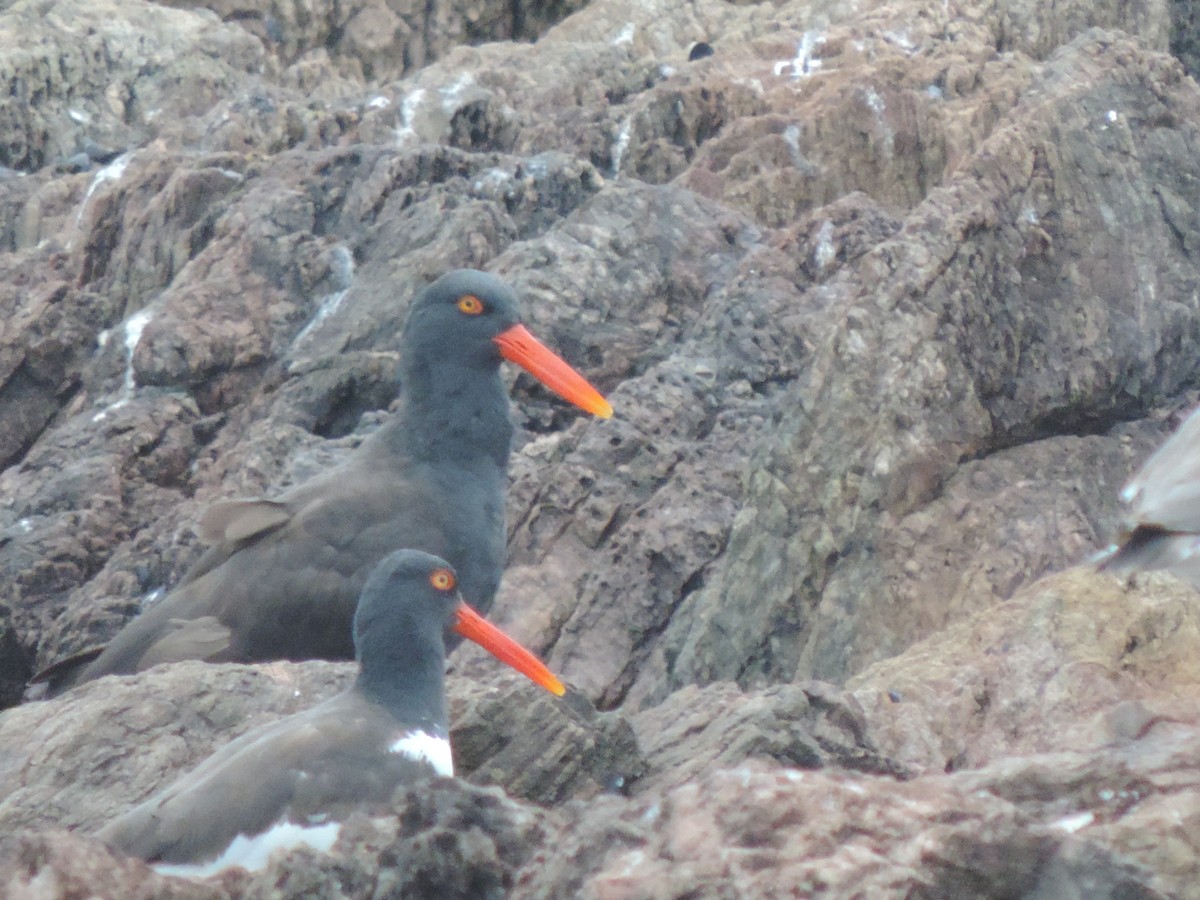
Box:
[629,680,907,794]
[449,669,643,803]
[0,0,267,170]
[159,0,591,82]
[0,0,1198,894]
[0,662,352,845]
[665,31,1200,691]
[955,725,1200,898]
[5,829,220,900]
[850,567,1200,772]
[518,762,1169,899]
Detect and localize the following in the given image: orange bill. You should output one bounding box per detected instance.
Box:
[453,602,566,696]
[493,324,613,419]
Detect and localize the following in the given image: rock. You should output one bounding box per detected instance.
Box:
[629,680,907,794]
[1173,0,1200,79]
[5,828,220,899]
[0,0,269,171]
[5,395,204,668]
[664,29,1200,691]
[9,755,1186,897]
[518,761,1171,899]
[157,0,591,82]
[954,726,1200,898]
[449,669,644,803]
[10,0,1197,712]
[0,662,352,846]
[0,0,1198,894]
[849,567,1200,773]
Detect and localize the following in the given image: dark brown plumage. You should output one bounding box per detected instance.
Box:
[1098,403,1200,585]
[95,549,563,877]
[36,270,610,694]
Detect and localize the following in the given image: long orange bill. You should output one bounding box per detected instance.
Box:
[453,602,566,696]
[493,324,613,419]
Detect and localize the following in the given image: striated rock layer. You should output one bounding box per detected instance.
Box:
[1,0,1199,895]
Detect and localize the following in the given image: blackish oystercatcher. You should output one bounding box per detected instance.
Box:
[37,270,610,694]
[1097,402,1200,586]
[94,549,563,877]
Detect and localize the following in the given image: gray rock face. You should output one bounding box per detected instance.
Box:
[1,0,1199,895]
[628,680,908,794]
[519,761,1171,900]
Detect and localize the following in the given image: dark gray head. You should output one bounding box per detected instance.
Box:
[396,269,612,425]
[399,270,524,372]
[351,548,564,711]
[353,549,460,662]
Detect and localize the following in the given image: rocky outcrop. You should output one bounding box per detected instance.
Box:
[850,568,1200,773]
[523,760,1175,899]
[1,0,1200,894]
[627,679,908,794]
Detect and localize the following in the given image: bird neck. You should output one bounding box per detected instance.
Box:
[355,619,448,732]
[379,358,514,469]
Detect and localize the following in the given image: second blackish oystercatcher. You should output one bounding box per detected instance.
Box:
[37,270,610,694]
[95,549,564,877]
[1097,402,1200,586]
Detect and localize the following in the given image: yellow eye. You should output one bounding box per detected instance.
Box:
[429,568,456,591]
[457,295,484,315]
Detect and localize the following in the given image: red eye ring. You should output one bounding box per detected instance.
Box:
[429,568,456,591]
[457,295,484,315]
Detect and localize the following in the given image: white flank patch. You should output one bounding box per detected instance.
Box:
[154,820,341,879]
[389,730,454,777]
